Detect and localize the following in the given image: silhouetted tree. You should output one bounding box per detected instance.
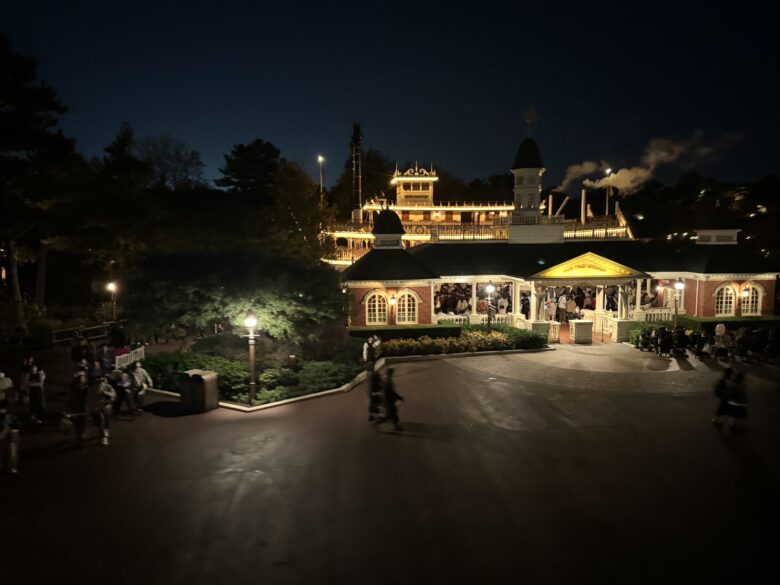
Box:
[216,139,282,206]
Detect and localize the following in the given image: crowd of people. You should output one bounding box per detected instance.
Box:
[0,336,155,473]
[636,324,780,363]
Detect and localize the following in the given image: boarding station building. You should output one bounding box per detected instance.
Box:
[340,138,779,343]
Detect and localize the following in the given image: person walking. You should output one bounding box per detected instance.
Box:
[368,369,382,423]
[130,361,153,413]
[93,377,116,446]
[726,371,748,431]
[67,371,90,446]
[113,372,136,419]
[25,365,46,424]
[0,400,20,473]
[383,368,404,431]
[712,367,733,426]
[363,335,381,371]
[557,292,568,324]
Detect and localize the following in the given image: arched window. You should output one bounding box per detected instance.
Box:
[740,284,762,316]
[366,293,388,325]
[396,293,417,324]
[714,285,735,317]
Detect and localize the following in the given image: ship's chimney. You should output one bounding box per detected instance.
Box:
[548,193,553,218]
[350,122,363,223]
[580,187,587,225]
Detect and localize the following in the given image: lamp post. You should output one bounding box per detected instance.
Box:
[244,313,258,404]
[485,282,496,332]
[317,155,325,204]
[604,167,613,217]
[389,295,397,324]
[106,281,118,321]
[673,278,685,328]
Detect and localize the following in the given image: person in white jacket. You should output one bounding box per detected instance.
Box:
[130,361,153,412]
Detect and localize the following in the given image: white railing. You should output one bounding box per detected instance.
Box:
[629,308,676,322]
[115,346,145,370]
[434,314,470,325]
[548,321,561,343]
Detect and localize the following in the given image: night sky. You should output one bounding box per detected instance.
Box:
[3,1,778,192]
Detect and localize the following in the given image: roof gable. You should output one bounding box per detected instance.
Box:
[531,252,646,279]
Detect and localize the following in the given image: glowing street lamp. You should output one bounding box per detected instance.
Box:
[244,313,258,404]
[673,278,685,328]
[106,281,118,321]
[485,282,496,332]
[317,154,326,201]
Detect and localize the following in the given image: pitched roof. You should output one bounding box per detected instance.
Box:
[402,241,778,278]
[512,138,543,169]
[341,248,437,281]
[372,209,405,235]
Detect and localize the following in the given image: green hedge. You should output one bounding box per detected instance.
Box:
[379,328,546,358]
[143,352,250,397]
[143,352,362,406]
[349,325,462,340]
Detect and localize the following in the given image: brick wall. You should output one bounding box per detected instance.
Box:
[348,285,432,326]
[693,278,776,318]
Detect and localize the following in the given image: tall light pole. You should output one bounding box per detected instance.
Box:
[485,282,496,332]
[389,295,397,324]
[604,167,613,218]
[673,278,685,328]
[106,281,118,321]
[244,313,258,404]
[317,155,325,205]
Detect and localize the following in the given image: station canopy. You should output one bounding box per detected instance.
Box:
[530,252,647,286]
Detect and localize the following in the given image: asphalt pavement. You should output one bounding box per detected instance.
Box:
[1,345,779,585]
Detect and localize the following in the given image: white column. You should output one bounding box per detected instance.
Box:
[470,282,477,316]
[635,278,642,311]
[512,282,520,315]
[530,287,538,321]
[596,286,605,312]
[430,282,435,323]
[617,285,624,318]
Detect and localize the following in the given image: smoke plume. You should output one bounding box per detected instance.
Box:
[556,160,608,191]
[580,131,741,195]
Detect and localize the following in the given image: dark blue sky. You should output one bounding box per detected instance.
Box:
[3,1,778,192]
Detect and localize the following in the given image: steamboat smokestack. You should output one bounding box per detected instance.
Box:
[350,122,363,223]
[581,187,587,225]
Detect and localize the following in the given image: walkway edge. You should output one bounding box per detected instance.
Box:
[147,346,553,413]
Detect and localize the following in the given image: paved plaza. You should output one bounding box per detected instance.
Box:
[2,344,779,584]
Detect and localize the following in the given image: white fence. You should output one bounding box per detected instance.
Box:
[115,346,145,370]
[433,313,515,326]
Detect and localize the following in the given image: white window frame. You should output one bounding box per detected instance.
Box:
[740,283,763,316]
[365,292,388,325]
[396,292,418,325]
[714,284,736,317]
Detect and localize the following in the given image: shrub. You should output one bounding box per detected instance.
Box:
[464,324,546,349]
[259,367,299,389]
[349,325,462,340]
[143,352,249,398]
[298,361,362,392]
[378,329,534,357]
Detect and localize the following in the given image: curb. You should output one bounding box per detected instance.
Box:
[147,346,552,413]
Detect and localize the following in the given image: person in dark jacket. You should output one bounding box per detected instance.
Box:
[25,365,46,424]
[712,368,733,426]
[368,369,382,423]
[726,371,747,431]
[0,400,20,473]
[383,368,404,431]
[68,371,90,445]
